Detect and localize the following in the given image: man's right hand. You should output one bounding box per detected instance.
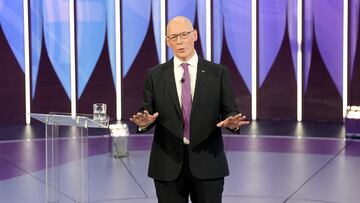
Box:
[129,110,159,128]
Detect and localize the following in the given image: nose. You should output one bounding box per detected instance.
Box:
[176,37,184,44]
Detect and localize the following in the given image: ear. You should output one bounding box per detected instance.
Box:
[193,29,198,42]
[166,38,171,47]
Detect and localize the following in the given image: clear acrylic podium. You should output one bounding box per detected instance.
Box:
[30,112,108,203]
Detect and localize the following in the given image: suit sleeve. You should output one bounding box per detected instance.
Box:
[220,67,241,134]
[137,69,156,133]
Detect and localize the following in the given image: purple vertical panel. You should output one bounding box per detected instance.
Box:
[350,0,360,105]
[212,0,223,64]
[0,0,25,123]
[313,0,343,95]
[196,0,207,59]
[122,1,159,121]
[122,0,151,77]
[32,1,70,115]
[303,0,313,90]
[350,0,359,79]
[152,0,162,64]
[76,0,116,119]
[213,0,252,118]
[0,0,25,71]
[77,39,116,118]
[0,21,25,123]
[30,0,42,98]
[303,0,343,122]
[258,0,297,120]
[32,38,71,114]
[288,0,298,75]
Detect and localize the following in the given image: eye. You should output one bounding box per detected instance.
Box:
[168,35,178,41]
[180,33,188,37]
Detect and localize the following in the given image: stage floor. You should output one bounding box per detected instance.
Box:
[0,121,359,203]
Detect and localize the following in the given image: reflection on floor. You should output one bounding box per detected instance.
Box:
[1,122,360,203]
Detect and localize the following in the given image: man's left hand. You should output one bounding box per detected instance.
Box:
[216,113,249,129]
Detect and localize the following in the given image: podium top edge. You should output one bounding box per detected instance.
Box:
[28,113,109,128]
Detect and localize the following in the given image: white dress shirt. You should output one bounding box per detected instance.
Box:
[173,53,198,144]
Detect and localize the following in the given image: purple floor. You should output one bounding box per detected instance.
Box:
[0,131,360,202]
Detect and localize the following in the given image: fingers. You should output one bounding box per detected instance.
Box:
[238,120,250,127]
[129,111,159,127]
[151,112,159,120]
[216,116,234,127]
[148,112,159,123]
[233,115,248,127]
[216,113,250,129]
[217,116,233,127]
[143,110,150,117]
[232,113,242,120]
[233,113,246,121]
[216,121,224,127]
[129,111,146,125]
[131,111,148,120]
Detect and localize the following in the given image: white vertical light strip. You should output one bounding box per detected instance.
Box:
[343,0,348,118]
[23,0,31,124]
[115,0,122,120]
[251,0,257,120]
[205,0,211,61]
[69,0,76,117]
[160,0,166,63]
[297,0,303,121]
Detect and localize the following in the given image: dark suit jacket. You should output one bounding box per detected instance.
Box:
[139,57,240,181]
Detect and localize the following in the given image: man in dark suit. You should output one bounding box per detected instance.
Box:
[130,16,249,203]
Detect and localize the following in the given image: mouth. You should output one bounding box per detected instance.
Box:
[178,48,185,52]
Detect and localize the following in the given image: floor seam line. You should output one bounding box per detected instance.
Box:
[0,154,77,202]
[282,140,353,203]
[119,157,149,198]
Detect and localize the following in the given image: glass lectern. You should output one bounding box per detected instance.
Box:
[30,112,108,203]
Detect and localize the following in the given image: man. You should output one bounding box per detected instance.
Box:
[130,16,249,203]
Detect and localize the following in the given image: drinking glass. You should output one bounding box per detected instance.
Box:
[93,103,107,124]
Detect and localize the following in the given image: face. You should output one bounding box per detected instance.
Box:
[166,17,198,62]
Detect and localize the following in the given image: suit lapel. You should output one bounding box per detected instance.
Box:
[163,60,183,119]
[191,58,207,114]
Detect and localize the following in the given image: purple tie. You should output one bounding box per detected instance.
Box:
[181,63,192,140]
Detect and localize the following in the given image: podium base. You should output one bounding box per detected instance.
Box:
[109,122,129,158]
[111,136,128,158]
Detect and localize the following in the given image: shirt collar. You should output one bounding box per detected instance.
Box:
[174,52,198,69]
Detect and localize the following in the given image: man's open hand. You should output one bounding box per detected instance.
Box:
[216,113,249,129]
[130,110,159,128]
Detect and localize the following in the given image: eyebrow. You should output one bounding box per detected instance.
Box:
[167,29,194,36]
